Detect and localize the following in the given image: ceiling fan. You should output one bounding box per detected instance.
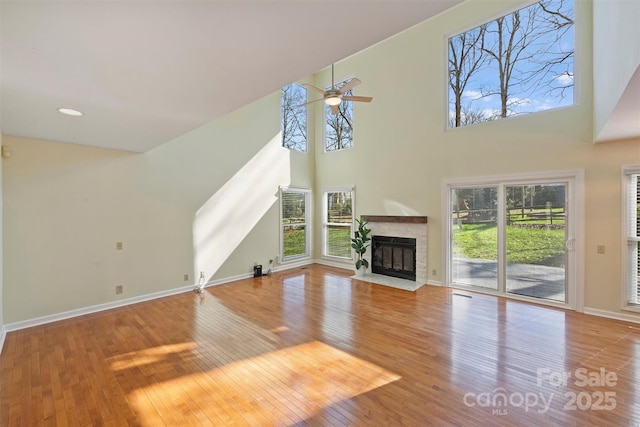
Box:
[300,64,373,114]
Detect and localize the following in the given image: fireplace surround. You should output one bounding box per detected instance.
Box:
[362,215,428,283]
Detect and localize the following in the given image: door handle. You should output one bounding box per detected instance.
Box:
[566,238,575,251]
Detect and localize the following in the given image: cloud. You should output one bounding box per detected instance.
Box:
[462,90,483,100]
[554,73,574,86]
[462,90,495,104]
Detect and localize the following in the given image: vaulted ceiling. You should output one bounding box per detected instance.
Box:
[0,0,464,152]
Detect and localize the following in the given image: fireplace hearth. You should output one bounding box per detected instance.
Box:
[372,236,417,281]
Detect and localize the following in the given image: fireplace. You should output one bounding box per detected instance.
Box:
[362,215,428,284]
[372,236,417,281]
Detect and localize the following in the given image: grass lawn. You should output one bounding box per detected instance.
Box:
[453,223,566,267]
[283,227,306,257]
[284,226,352,258]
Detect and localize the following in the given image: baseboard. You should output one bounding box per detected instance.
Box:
[274,258,316,272]
[583,307,640,324]
[1,262,318,335]
[0,325,7,354]
[313,258,354,271]
[4,283,202,333]
[426,280,443,286]
[5,273,262,334]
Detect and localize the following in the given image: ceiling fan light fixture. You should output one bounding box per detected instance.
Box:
[325,96,341,106]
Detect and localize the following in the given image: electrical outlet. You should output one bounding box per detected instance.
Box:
[115,285,123,294]
[116,241,123,250]
[432,269,437,276]
[597,245,605,254]
[184,273,189,281]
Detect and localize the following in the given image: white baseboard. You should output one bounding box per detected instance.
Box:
[583,307,640,324]
[4,283,199,333]
[0,325,7,354]
[4,272,265,334]
[5,263,639,355]
[275,258,316,271]
[313,258,355,271]
[1,262,317,338]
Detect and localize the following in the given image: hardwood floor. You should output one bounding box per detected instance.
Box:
[1,264,639,426]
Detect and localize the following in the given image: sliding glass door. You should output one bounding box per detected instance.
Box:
[505,183,567,302]
[448,177,574,306]
[451,187,499,291]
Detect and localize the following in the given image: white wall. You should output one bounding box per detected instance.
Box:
[593,0,640,140]
[2,93,314,323]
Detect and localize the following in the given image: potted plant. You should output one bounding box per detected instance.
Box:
[351,218,372,276]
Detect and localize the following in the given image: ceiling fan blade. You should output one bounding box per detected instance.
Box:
[301,83,326,95]
[331,104,340,115]
[341,95,373,103]
[297,98,325,107]
[337,78,361,94]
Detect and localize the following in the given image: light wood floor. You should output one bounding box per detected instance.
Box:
[2,264,639,426]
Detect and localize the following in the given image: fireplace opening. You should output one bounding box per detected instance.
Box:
[371,236,417,281]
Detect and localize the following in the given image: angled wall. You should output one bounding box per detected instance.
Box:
[593,0,640,141]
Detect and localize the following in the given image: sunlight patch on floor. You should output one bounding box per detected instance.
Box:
[128,340,401,426]
[109,342,197,371]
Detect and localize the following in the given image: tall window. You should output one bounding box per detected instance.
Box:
[624,167,640,308]
[323,188,354,258]
[281,84,307,152]
[448,0,574,127]
[280,187,310,261]
[325,80,354,152]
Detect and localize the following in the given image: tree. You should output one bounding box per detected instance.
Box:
[480,0,574,117]
[448,25,488,127]
[281,84,307,151]
[448,0,574,126]
[526,0,574,100]
[448,105,490,128]
[325,81,353,151]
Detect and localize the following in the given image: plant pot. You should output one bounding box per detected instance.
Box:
[355,267,366,277]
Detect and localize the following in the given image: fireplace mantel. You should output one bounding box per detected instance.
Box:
[362,215,427,224]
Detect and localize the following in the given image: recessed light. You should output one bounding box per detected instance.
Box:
[57,108,83,116]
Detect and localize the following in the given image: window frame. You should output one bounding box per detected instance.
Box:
[622,165,640,312]
[322,186,355,260]
[279,186,311,263]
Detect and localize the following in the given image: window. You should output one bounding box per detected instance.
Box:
[624,166,640,308]
[325,80,354,152]
[323,188,354,258]
[448,0,574,127]
[280,187,310,261]
[281,84,307,152]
